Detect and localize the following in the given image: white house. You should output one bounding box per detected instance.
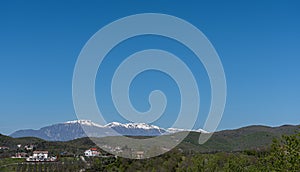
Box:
[135,151,144,159]
[84,148,100,157]
[0,146,9,150]
[26,151,48,161]
[33,151,48,160]
[26,150,57,162]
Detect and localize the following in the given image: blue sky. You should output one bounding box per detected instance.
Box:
[0,1,300,135]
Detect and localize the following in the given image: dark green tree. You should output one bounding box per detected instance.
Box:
[260,131,300,171]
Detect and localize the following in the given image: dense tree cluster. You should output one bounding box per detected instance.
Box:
[260,132,300,171]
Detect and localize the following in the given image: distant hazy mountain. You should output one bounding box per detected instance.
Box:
[9,120,206,141]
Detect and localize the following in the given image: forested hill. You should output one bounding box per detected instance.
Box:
[181,124,300,152]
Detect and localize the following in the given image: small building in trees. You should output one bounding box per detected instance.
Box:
[0,146,9,150]
[33,151,48,160]
[84,148,100,157]
[135,151,144,159]
[26,150,56,162]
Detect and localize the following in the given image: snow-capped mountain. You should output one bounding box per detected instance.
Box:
[167,128,209,134]
[10,120,207,141]
[104,122,160,130]
[64,120,103,128]
[104,122,165,136]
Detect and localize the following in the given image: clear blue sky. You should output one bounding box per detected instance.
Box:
[0,1,300,135]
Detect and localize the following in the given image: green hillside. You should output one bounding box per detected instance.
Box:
[1,124,299,156]
[179,124,300,152]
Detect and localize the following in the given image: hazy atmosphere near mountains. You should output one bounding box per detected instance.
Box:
[1,0,300,135]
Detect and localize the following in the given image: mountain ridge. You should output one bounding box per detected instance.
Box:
[2,124,299,154]
[9,120,207,141]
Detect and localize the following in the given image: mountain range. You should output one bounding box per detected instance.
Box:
[1,123,299,154]
[9,120,207,141]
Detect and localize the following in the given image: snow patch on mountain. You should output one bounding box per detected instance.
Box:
[167,128,209,134]
[105,122,161,130]
[64,120,104,128]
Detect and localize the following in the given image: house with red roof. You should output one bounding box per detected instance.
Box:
[84,148,100,157]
